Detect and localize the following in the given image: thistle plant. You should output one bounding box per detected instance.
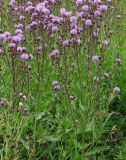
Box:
[0,0,125,159]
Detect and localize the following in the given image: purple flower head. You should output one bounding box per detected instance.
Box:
[52,80,58,86]
[70,23,77,29]
[54,85,60,91]
[76,0,83,6]
[12,35,22,43]
[20,53,29,60]
[14,24,23,29]
[9,0,15,7]
[94,10,101,17]
[60,8,66,16]
[114,87,120,93]
[36,46,43,52]
[65,11,72,18]
[77,11,84,18]
[85,19,92,27]
[52,26,58,33]
[70,29,78,35]
[15,29,23,35]
[4,32,11,38]
[36,4,50,15]
[25,25,31,30]
[94,0,101,4]
[93,31,99,38]
[103,40,109,46]
[25,6,35,13]
[69,96,76,100]
[19,15,25,21]
[63,40,69,46]
[30,21,38,28]
[82,5,89,12]
[99,5,108,12]
[49,49,59,58]
[9,42,16,48]
[70,16,77,23]
[17,46,26,53]
[31,13,38,20]
[0,34,5,40]
[93,76,99,82]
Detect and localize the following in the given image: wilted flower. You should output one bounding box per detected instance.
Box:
[103,40,109,46]
[69,96,76,100]
[93,76,99,82]
[116,58,121,65]
[92,55,100,62]
[104,73,109,78]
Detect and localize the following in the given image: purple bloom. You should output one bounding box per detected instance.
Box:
[52,26,58,33]
[76,0,83,6]
[70,16,77,23]
[69,96,76,100]
[54,85,60,91]
[63,40,69,46]
[20,53,29,60]
[9,42,16,48]
[15,29,23,35]
[94,0,101,4]
[85,19,92,27]
[99,5,108,12]
[94,11,101,17]
[4,32,11,38]
[82,5,89,12]
[19,15,25,21]
[14,24,23,29]
[52,80,58,86]
[93,76,99,82]
[12,35,22,42]
[70,29,77,35]
[103,40,109,46]
[17,46,26,52]
[60,8,66,16]
[114,87,120,93]
[49,49,59,58]
[0,34,5,40]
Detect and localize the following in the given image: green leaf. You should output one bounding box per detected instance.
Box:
[36,112,46,121]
